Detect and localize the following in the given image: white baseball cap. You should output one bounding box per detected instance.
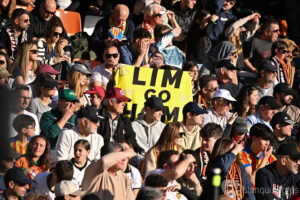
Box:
[212,89,236,102]
[54,180,86,197]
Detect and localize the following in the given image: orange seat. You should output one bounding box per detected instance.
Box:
[55,10,81,36]
[16,5,34,11]
[77,59,101,69]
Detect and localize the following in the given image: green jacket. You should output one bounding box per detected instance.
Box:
[40,108,76,149]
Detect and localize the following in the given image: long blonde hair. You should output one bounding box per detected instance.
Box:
[10,41,38,83]
[155,122,182,152]
[0,0,16,18]
[67,70,89,98]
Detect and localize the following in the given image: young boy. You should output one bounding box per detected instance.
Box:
[9,114,35,154]
[196,123,223,181]
[237,123,276,187]
[271,40,289,84]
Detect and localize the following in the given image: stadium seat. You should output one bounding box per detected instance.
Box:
[55,9,81,36]
[83,15,103,36]
[77,59,101,69]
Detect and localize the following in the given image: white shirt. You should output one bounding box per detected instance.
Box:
[55,127,104,162]
[125,165,142,189]
[71,159,92,188]
[90,64,112,87]
[9,110,40,138]
[201,108,233,130]
[30,172,55,200]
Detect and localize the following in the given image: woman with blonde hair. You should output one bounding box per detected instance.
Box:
[10,41,38,85]
[141,121,184,177]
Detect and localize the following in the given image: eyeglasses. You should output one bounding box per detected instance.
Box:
[26,126,35,130]
[53,32,63,37]
[0,60,5,65]
[207,87,219,92]
[43,6,56,15]
[218,99,231,106]
[19,96,31,101]
[0,52,6,56]
[20,18,30,23]
[154,13,163,17]
[178,132,185,138]
[30,49,38,54]
[230,51,238,56]
[272,29,280,33]
[105,53,118,59]
[280,49,290,54]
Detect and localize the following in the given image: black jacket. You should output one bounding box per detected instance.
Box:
[255,161,300,200]
[97,107,141,152]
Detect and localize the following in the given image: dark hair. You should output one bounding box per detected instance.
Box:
[74,139,90,151]
[200,123,223,138]
[25,135,51,169]
[11,8,29,20]
[13,85,29,97]
[235,84,258,117]
[55,160,74,182]
[81,194,100,200]
[12,114,35,133]
[133,28,152,41]
[180,149,200,166]
[144,174,168,187]
[25,194,50,200]
[157,150,179,169]
[271,40,289,55]
[260,18,278,33]
[101,142,123,157]
[188,9,210,34]
[209,138,233,165]
[104,43,119,52]
[136,187,164,200]
[54,196,64,200]
[154,25,170,41]
[199,75,217,89]
[249,123,273,141]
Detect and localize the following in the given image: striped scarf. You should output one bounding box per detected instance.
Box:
[6,25,27,59]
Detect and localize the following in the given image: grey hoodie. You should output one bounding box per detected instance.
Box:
[131,114,166,158]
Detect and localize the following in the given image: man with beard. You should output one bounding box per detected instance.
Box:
[0,9,32,60]
[55,106,104,161]
[273,83,300,128]
[255,143,300,200]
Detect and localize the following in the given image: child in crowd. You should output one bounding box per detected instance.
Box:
[71,139,92,187]
[16,135,51,180]
[9,114,36,155]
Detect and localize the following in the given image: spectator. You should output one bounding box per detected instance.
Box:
[0,0,16,30]
[119,28,151,67]
[202,138,254,199]
[9,85,39,138]
[202,89,236,130]
[153,11,184,69]
[55,106,104,161]
[28,0,64,39]
[136,186,164,200]
[132,96,165,159]
[254,60,277,98]
[40,88,78,150]
[9,41,38,85]
[243,18,279,79]
[237,123,276,186]
[9,114,35,155]
[37,19,69,66]
[0,51,10,70]
[85,86,105,109]
[273,83,300,128]
[91,44,120,88]
[141,122,184,177]
[197,123,223,180]
[15,135,51,180]
[181,102,207,150]
[1,167,32,200]
[98,87,139,151]
[255,143,300,200]
[35,64,60,80]
[182,61,200,97]
[81,144,136,200]
[246,96,281,131]
[30,160,74,200]
[149,52,165,69]
[90,4,135,60]
[208,0,237,44]
[270,112,296,154]
[67,63,92,108]
[195,75,218,110]
[54,180,84,200]
[215,59,241,98]
[28,74,59,121]
[0,9,31,60]
[0,147,20,192]
[224,117,248,145]
[235,85,259,118]
[0,67,12,89]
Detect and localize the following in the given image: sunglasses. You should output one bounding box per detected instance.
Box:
[105,53,118,59]
[272,29,280,33]
[43,6,56,15]
[219,99,231,106]
[0,60,5,65]
[208,87,219,92]
[280,49,289,54]
[53,32,63,37]
[178,132,185,138]
[30,49,38,54]
[230,51,238,56]
[19,96,31,101]
[21,19,30,23]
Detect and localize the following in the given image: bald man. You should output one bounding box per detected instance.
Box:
[90,4,135,61]
[28,0,66,38]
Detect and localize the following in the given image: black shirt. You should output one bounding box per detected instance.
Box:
[270,136,296,154]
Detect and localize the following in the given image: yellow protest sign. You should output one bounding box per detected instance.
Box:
[114,65,193,122]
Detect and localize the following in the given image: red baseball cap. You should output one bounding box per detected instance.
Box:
[106,87,131,102]
[35,64,60,75]
[85,86,106,99]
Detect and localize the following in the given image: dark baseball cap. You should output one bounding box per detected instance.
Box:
[33,74,60,88]
[276,143,300,160]
[273,83,295,96]
[105,87,131,102]
[4,167,32,185]
[216,59,239,71]
[77,106,104,123]
[183,102,208,116]
[71,63,92,75]
[145,96,164,111]
[232,117,248,133]
[0,146,20,160]
[259,60,277,72]
[258,96,281,109]
[59,88,79,102]
[270,112,295,128]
